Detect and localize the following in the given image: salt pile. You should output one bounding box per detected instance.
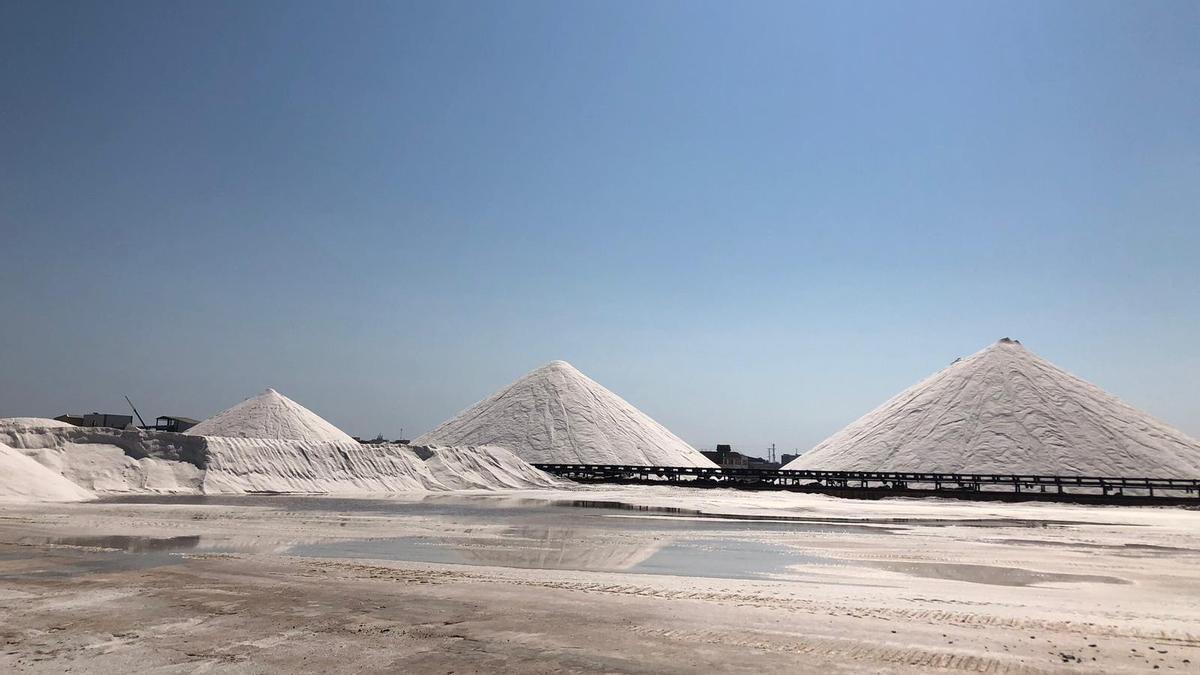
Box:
[0,417,75,430]
[784,338,1200,477]
[0,425,207,495]
[0,442,94,502]
[415,360,716,467]
[186,388,356,444]
[198,440,562,493]
[420,445,569,489]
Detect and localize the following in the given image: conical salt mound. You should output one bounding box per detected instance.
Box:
[784,339,1200,477]
[415,361,717,467]
[186,388,355,444]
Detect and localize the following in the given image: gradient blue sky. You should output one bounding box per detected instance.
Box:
[1,1,1197,453]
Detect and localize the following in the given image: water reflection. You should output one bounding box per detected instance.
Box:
[860,560,1129,586]
[96,495,902,534]
[457,526,665,571]
[17,534,323,555]
[98,495,1129,531]
[20,529,822,580]
[7,532,1132,586]
[11,495,1137,586]
[289,526,668,574]
[21,535,201,552]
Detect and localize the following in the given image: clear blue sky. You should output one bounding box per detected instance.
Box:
[1,1,1197,453]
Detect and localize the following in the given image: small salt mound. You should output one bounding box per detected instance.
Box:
[186,388,355,444]
[0,417,75,429]
[784,339,1200,477]
[0,443,94,502]
[420,445,564,490]
[416,360,716,467]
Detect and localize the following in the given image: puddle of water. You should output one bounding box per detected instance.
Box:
[550,500,1133,531]
[634,539,833,580]
[3,531,1132,587]
[15,534,271,555]
[15,496,1137,584]
[102,494,1114,533]
[18,535,202,552]
[892,518,1132,529]
[988,538,1198,555]
[14,528,833,581]
[2,534,294,580]
[858,560,1129,587]
[0,544,188,579]
[557,500,702,515]
[96,495,903,534]
[289,533,826,581]
[12,530,797,580]
[1,533,277,580]
[603,514,900,535]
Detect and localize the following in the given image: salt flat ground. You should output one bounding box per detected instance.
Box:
[1,488,1198,673]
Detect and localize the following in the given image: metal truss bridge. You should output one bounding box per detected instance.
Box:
[532,464,1200,505]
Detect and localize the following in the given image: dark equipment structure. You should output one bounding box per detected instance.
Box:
[533,464,1200,506]
[53,397,198,433]
[701,444,749,468]
[701,444,781,469]
[124,395,148,428]
[79,413,134,429]
[154,416,198,433]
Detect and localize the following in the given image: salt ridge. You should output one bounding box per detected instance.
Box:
[0,426,560,501]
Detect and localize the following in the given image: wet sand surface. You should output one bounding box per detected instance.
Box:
[1,488,1198,673]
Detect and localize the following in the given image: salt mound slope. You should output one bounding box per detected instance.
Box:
[0,417,74,429]
[0,443,94,502]
[0,426,207,495]
[784,339,1200,477]
[187,388,355,444]
[416,361,716,467]
[200,440,563,494]
[201,438,436,493]
[421,445,565,489]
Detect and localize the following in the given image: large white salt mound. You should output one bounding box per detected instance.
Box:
[415,361,716,467]
[0,417,74,429]
[186,388,355,444]
[0,443,94,502]
[784,339,1200,477]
